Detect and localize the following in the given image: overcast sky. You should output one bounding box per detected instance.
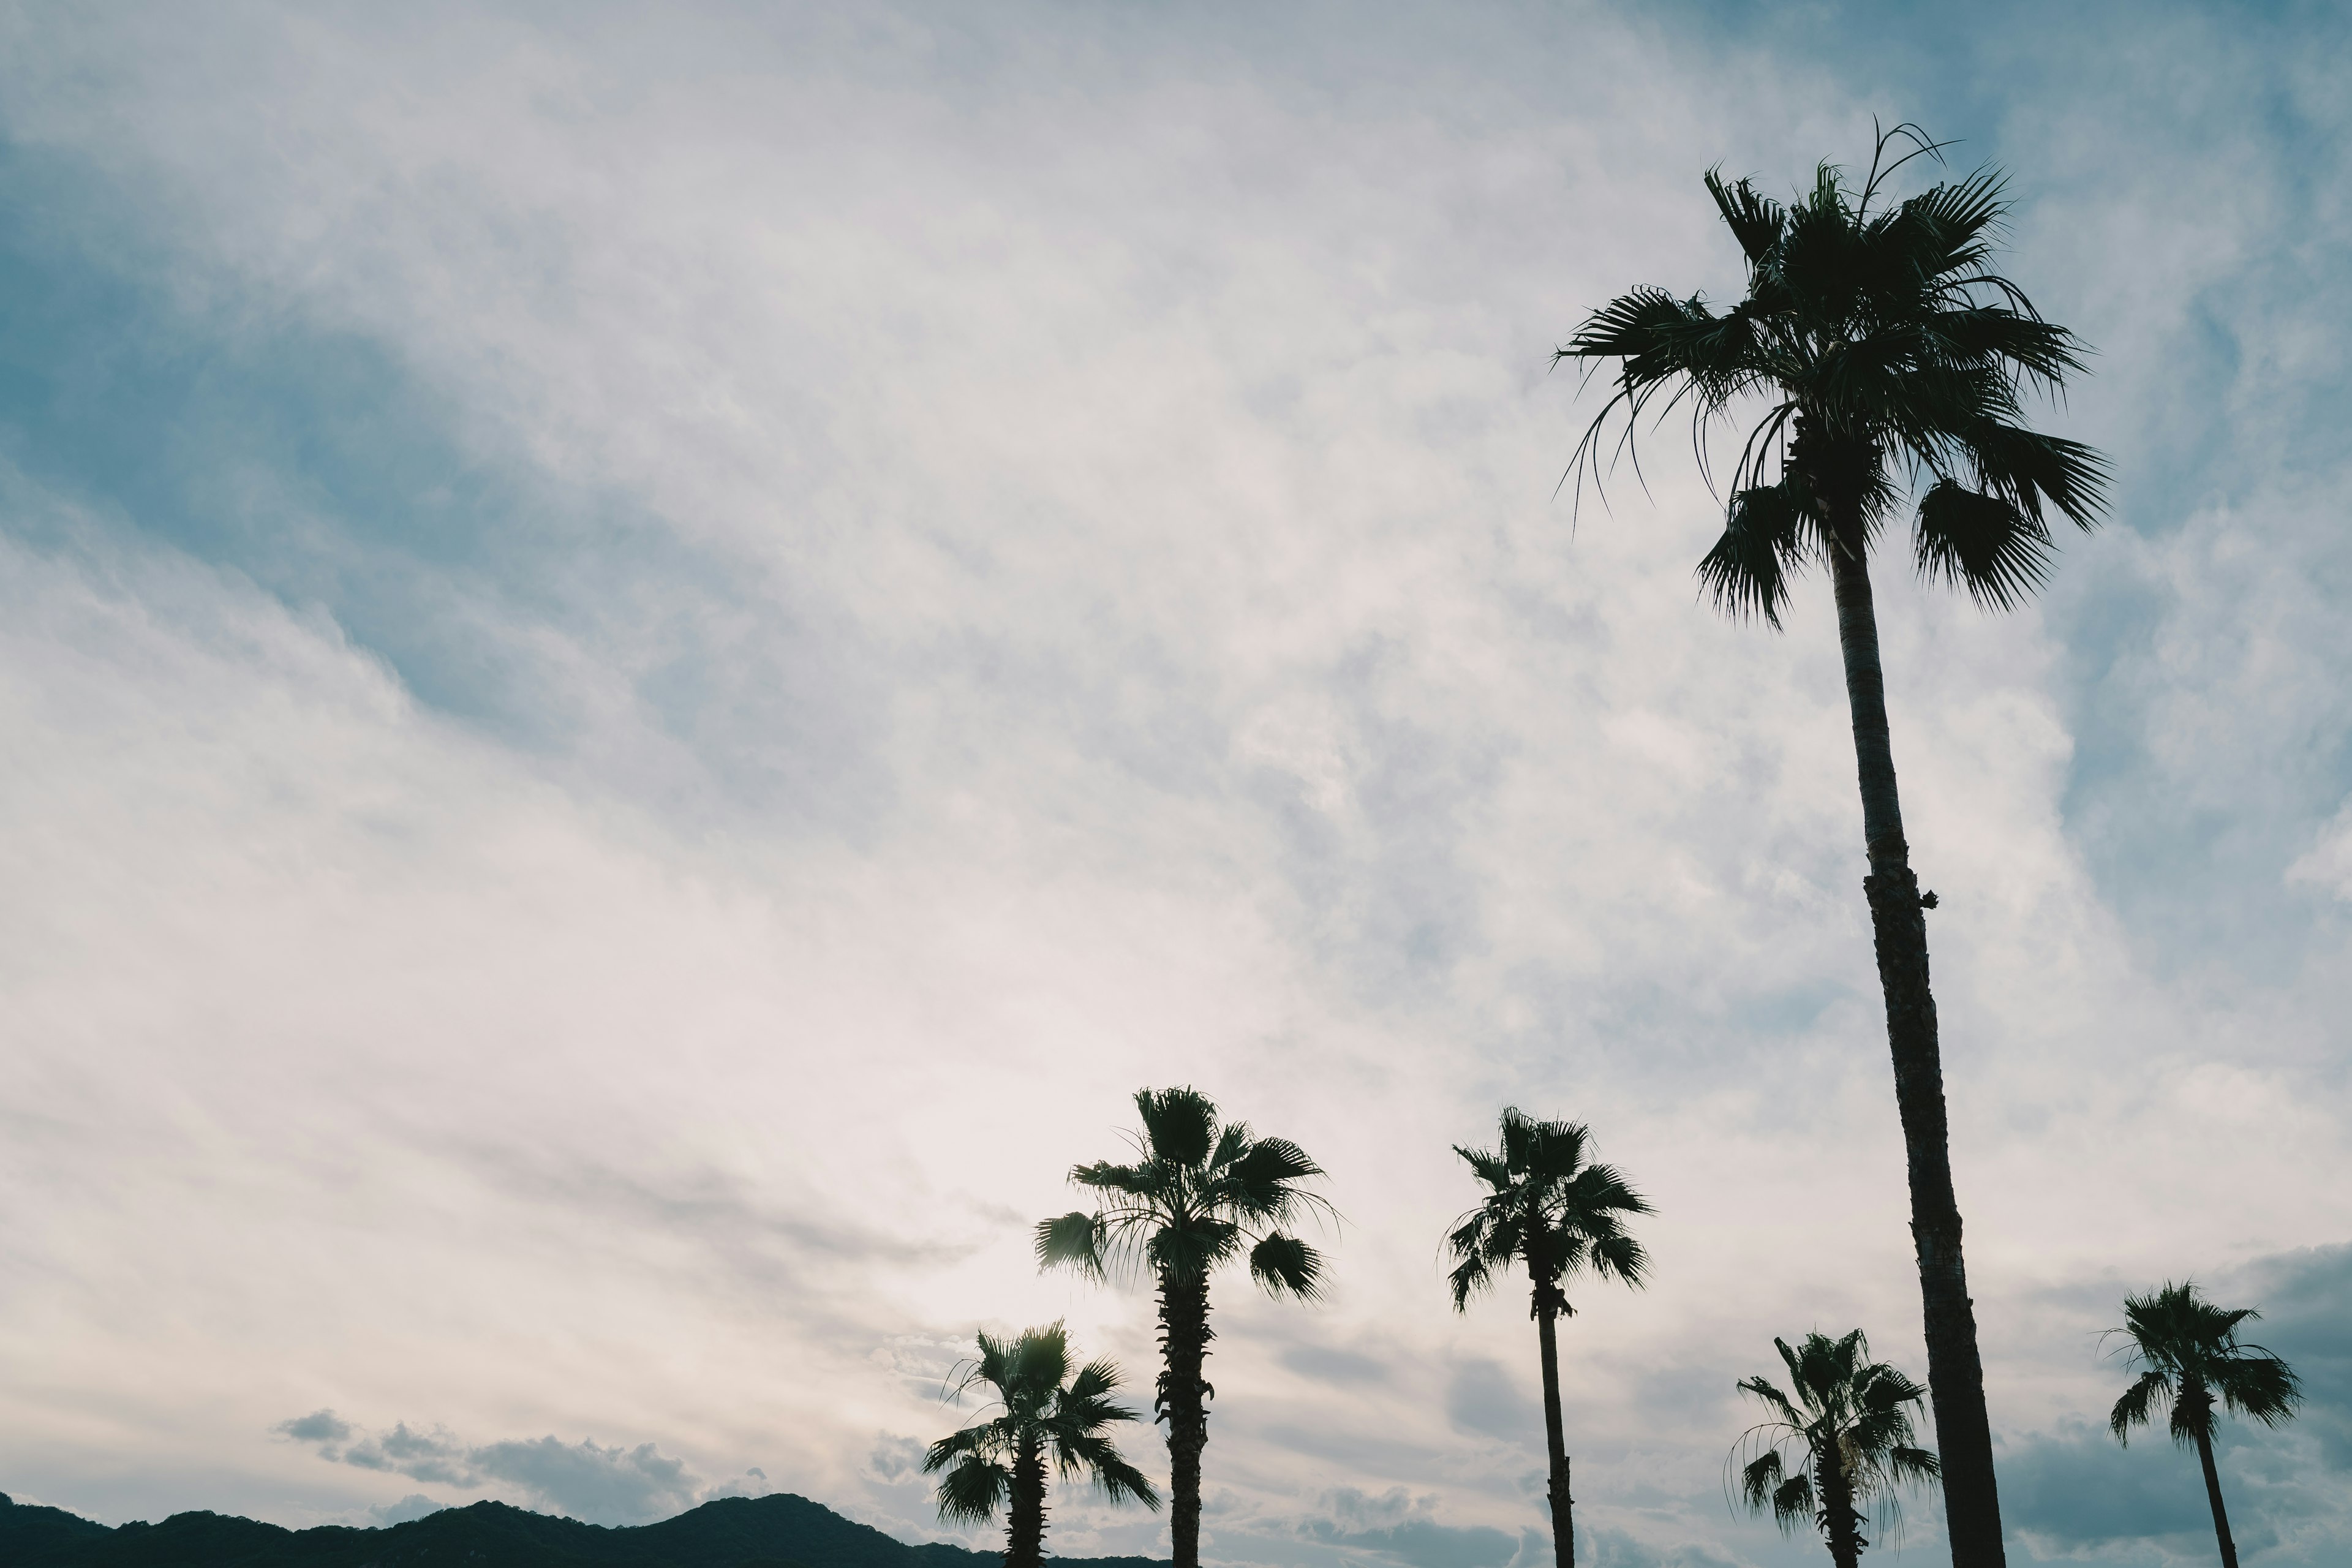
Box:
[1,4,2348,1567]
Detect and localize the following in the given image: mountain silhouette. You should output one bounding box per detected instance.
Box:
[0,1489,1173,1568]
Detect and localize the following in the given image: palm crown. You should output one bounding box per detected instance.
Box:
[1561,126,2109,627]
[1446,1109,1650,1313]
[1036,1087,1330,1295]
[2107,1282,2302,1448]
[924,1323,1159,1524]
[1733,1330,1939,1548]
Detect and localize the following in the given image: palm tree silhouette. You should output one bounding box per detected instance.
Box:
[1444,1109,1650,1568]
[1036,1087,1330,1568]
[1556,124,2109,1567]
[2106,1282,2303,1568]
[925,1322,1160,1568]
[1732,1330,1939,1568]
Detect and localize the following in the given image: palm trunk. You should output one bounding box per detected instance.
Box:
[1826,542,2005,1567]
[1816,1442,1866,1568]
[1005,1432,1049,1568]
[1532,1283,1573,1568]
[1156,1269,1213,1568]
[2190,1411,2239,1568]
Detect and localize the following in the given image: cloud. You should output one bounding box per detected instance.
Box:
[369,1494,447,1525]
[1,2,2350,1563]
[869,1435,928,1484]
[1444,1359,1538,1444]
[1297,1488,1521,1568]
[2000,1420,2214,1548]
[1580,1531,1744,1568]
[281,1416,706,1525]
[1279,1344,1392,1387]
[272,1409,355,1449]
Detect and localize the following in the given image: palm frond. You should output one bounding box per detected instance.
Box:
[1888,1444,1940,1482]
[2108,1370,2171,1445]
[1134,1086,1218,1167]
[1736,1376,1807,1432]
[1706,169,1786,267]
[1074,1444,1162,1510]
[2168,1384,2219,1447]
[1446,1251,1492,1311]
[1036,1212,1107,1280]
[1063,1357,1126,1406]
[2213,1349,2304,1427]
[1588,1231,1650,1288]
[1913,480,2052,611]
[1248,1232,1324,1300]
[930,1455,1011,1525]
[1966,423,2109,530]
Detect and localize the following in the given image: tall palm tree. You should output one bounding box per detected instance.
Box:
[1556,126,2109,1567]
[2106,1282,2303,1568]
[925,1322,1161,1568]
[1444,1109,1651,1568]
[1732,1330,1940,1568]
[1036,1087,1330,1568]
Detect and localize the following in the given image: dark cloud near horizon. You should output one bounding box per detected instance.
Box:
[1297,1488,1521,1568]
[275,1414,715,1525]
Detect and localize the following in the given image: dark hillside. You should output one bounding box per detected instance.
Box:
[0,1489,1170,1568]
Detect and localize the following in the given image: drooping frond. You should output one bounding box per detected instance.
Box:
[1698,478,1817,628]
[1735,1375,1806,1432]
[2108,1371,2171,1446]
[1913,480,2051,611]
[1057,1431,1161,1510]
[931,1455,1012,1524]
[1736,1450,1812,1532]
[2212,1346,2304,1427]
[1247,1232,1324,1300]
[1035,1212,1107,1280]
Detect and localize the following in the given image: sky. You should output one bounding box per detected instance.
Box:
[0,2,2348,1566]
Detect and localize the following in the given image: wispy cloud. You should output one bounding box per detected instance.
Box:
[0,2,2347,1563]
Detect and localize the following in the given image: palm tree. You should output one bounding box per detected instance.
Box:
[1036,1087,1330,1568]
[925,1322,1161,1568]
[1732,1330,1940,1568]
[1556,125,2109,1567]
[1444,1109,1651,1568]
[2106,1282,2303,1568]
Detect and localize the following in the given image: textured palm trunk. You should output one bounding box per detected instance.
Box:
[1816,1443,1866,1568]
[1005,1433,1049,1568]
[1532,1284,1573,1568]
[1826,541,2005,1567]
[2188,1395,2239,1568]
[1157,1269,1213,1568]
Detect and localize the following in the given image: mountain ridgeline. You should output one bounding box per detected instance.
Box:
[0,1488,1173,1568]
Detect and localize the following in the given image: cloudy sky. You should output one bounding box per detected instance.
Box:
[1,3,2347,1566]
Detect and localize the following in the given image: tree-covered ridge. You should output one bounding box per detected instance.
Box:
[0,1489,1172,1568]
